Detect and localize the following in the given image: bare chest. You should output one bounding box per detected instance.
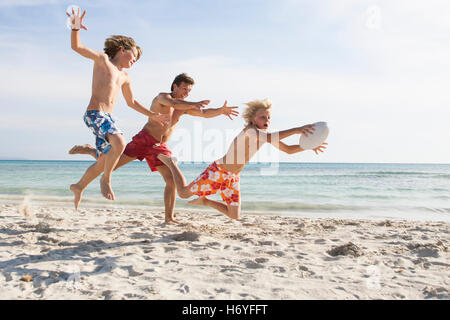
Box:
[93,63,125,90]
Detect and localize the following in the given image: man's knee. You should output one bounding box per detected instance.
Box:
[180,190,192,199]
[165,179,175,191]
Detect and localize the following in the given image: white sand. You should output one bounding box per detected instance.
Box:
[0,201,449,300]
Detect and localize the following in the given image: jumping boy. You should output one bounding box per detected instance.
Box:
[69,73,239,223]
[66,8,169,202]
[157,98,327,220]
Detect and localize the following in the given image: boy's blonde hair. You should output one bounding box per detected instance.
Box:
[243,98,272,125]
[104,35,142,61]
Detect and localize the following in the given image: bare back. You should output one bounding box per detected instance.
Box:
[143,94,185,143]
[86,55,128,114]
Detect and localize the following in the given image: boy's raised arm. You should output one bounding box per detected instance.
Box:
[67,8,104,61]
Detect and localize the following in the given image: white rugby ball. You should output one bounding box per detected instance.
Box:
[299,122,329,150]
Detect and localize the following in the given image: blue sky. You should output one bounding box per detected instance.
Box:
[1,0,449,163]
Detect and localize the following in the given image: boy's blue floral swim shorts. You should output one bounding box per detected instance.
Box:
[83,110,123,157]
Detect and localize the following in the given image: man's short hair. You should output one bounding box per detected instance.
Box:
[104,35,142,61]
[171,73,195,91]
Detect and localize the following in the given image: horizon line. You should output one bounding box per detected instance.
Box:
[1,159,449,165]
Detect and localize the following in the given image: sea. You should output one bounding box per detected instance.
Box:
[0,160,449,222]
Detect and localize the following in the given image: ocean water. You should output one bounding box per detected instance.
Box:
[0,160,449,222]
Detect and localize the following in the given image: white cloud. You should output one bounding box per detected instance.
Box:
[0,0,59,7]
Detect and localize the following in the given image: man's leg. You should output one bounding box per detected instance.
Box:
[157,154,193,198]
[156,165,178,224]
[189,197,241,220]
[100,133,126,200]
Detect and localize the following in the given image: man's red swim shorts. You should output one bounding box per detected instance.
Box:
[123,129,172,171]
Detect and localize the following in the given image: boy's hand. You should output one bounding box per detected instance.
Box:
[313,142,328,155]
[66,7,88,31]
[220,100,239,120]
[192,100,210,111]
[153,113,170,126]
[297,124,315,137]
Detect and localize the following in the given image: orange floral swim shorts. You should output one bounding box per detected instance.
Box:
[187,161,240,206]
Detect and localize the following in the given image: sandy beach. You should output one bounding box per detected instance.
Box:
[0,200,448,300]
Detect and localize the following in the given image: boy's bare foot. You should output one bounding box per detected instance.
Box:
[70,184,83,210]
[100,175,115,200]
[69,144,97,159]
[188,197,207,206]
[157,154,178,166]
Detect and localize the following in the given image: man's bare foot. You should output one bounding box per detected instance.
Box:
[188,197,207,206]
[100,175,115,200]
[70,184,83,210]
[69,144,98,159]
[157,154,178,166]
[165,217,180,224]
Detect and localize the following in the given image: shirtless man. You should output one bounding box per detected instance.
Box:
[66,8,168,203]
[70,73,239,223]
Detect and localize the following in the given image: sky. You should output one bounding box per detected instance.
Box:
[0,0,449,163]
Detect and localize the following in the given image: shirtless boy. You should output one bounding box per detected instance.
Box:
[66,8,168,203]
[157,98,327,220]
[69,73,239,223]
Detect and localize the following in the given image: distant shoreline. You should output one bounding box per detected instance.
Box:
[1,159,449,165]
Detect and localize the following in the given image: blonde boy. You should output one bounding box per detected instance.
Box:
[157,99,327,220]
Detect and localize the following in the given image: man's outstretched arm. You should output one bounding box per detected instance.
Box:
[184,100,239,119]
[156,93,210,111]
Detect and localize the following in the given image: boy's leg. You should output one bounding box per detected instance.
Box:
[101,133,126,200]
[70,154,107,210]
[156,165,178,224]
[69,153,135,210]
[189,197,241,220]
[69,144,98,159]
[68,143,135,170]
[157,154,193,198]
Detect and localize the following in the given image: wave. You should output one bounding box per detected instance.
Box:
[357,171,431,176]
[1,195,449,219]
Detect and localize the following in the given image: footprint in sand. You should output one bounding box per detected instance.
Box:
[267,250,285,257]
[178,284,190,294]
[327,242,363,258]
[164,259,179,266]
[164,246,178,253]
[127,266,143,277]
[243,260,265,269]
[170,231,200,242]
[258,240,277,246]
[270,266,287,273]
